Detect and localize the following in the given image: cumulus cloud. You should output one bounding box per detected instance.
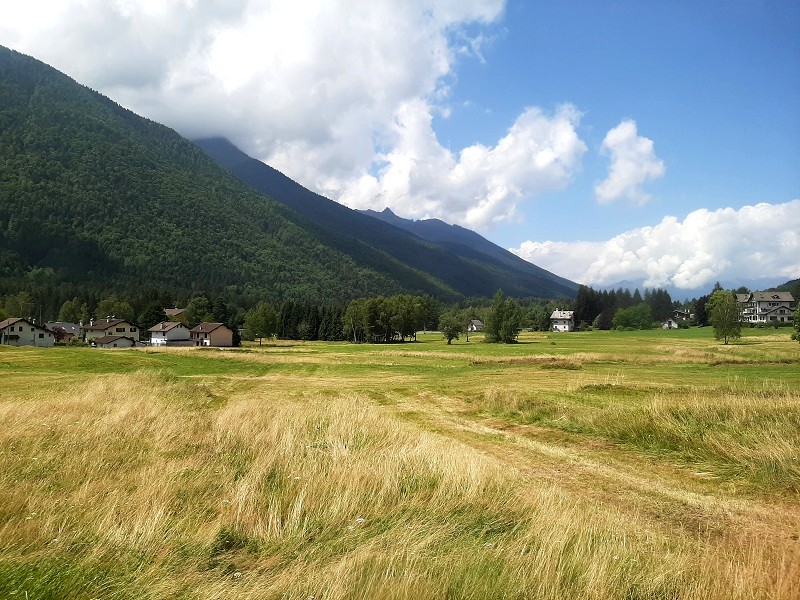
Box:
[595,119,665,205]
[334,102,587,228]
[510,201,800,290]
[0,1,586,228]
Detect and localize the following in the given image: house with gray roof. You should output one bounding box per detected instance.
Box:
[738,291,796,324]
[550,309,575,332]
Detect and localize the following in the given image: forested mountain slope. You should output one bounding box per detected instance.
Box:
[0,46,456,302]
[194,138,578,299]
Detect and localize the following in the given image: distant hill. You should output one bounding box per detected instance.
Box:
[0,45,461,302]
[194,138,578,299]
[360,207,578,289]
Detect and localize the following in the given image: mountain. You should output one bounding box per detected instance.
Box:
[360,207,578,289]
[194,137,578,299]
[0,45,461,302]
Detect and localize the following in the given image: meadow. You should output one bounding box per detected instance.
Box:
[1,327,798,599]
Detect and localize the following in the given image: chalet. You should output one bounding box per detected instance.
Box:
[550,309,575,332]
[738,291,796,324]
[467,319,484,332]
[148,321,192,346]
[662,318,680,329]
[190,322,233,347]
[672,310,692,321]
[92,335,139,349]
[81,318,139,342]
[45,321,80,343]
[0,318,55,347]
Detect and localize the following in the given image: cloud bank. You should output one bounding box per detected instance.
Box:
[510,201,800,290]
[1,0,590,228]
[595,120,665,205]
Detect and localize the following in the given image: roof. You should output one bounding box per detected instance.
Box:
[550,310,574,320]
[81,318,132,331]
[148,321,189,333]
[469,319,484,326]
[45,322,80,335]
[0,317,24,329]
[0,317,49,331]
[94,335,136,345]
[749,291,795,302]
[165,308,185,317]
[735,294,750,303]
[190,322,230,333]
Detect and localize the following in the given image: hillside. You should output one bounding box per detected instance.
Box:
[0,46,472,303]
[194,138,577,299]
[361,207,578,288]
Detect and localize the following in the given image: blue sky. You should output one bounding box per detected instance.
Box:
[2,0,798,294]
[437,0,800,246]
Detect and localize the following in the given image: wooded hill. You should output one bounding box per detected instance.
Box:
[194,138,577,300]
[0,45,576,304]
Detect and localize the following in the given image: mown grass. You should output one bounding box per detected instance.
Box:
[0,327,798,598]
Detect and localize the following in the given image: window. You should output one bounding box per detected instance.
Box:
[131,327,137,332]
[9,326,13,332]
[116,327,125,333]
[38,333,44,338]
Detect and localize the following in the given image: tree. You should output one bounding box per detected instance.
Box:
[694,295,710,327]
[138,303,167,331]
[95,298,134,322]
[793,307,800,344]
[485,290,523,343]
[439,313,463,345]
[708,290,741,344]
[3,291,34,318]
[58,298,82,322]
[612,303,652,330]
[184,295,213,327]
[244,301,278,346]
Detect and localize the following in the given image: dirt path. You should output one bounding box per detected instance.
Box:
[383,389,800,545]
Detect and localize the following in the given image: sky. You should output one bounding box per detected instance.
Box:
[2,0,799,297]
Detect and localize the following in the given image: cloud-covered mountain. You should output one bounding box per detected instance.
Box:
[194,137,577,299]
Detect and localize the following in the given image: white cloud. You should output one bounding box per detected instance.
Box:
[1,1,587,228]
[510,201,800,290]
[595,119,665,205]
[334,101,587,228]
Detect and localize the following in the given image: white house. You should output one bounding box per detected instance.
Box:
[550,309,575,332]
[148,321,192,346]
[0,318,55,347]
[82,318,139,342]
[467,319,484,332]
[738,292,796,324]
[662,318,680,329]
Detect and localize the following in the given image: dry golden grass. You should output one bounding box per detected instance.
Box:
[1,329,799,598]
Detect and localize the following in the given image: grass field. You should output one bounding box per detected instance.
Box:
[1,328,799,599]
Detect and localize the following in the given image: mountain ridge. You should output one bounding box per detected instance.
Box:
[193,137,578,299]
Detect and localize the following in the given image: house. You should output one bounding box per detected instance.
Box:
[92,335,139,349]
[550,309,575,332]
[467,319,484,332]
[672,310,692,321]
[0,318,55,347]
[45,321,80,343]
[738,291,796,324]
[81,318,139,342]
[148,321,192,346]
[190,322,233,347]
[662,318,680,329]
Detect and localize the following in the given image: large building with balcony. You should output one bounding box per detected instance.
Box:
[737,291,795,324]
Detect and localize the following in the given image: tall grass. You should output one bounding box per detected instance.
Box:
[1,369,797,598]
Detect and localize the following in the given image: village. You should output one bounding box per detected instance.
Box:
[0,290,795,348]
